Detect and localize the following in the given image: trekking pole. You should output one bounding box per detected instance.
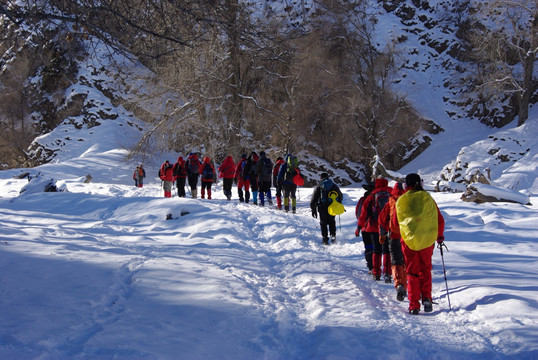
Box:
[438,242,452,311]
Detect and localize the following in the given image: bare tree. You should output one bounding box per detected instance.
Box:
[471,0,537,126]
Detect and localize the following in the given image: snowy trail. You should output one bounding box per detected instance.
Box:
[1,180,537,359]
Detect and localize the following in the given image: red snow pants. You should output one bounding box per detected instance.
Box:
[402,242,434,311]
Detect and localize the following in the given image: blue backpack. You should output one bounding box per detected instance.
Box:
[202,163,213,180]
[320,179,334,204]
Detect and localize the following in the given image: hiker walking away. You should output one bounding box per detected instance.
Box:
[137,164,146,187]
[199,156,215,199]
[173,156,187,197]
[310,173,343,245]
[218,155,236,200]
[159,160,175,198]
[378,182,407,301]
[246,152,260,205]
[277,154,300,213]
[273,157,285,209]
[355,184,375,274]
[358,178,392,282]
[255,151,273,206]
[393,173,445,315]
[133,166,139,187]
[185,153,201,198]
[234,154,249,203]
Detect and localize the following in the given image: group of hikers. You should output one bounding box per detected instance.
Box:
[134,154,445,315]
[353,173,445,315]
[135,152,305,212]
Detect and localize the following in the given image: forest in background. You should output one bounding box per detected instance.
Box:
[0,0,536,183]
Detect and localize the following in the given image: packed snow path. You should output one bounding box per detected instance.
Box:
[0,180,537,359]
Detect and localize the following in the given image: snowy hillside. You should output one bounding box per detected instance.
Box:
[1,109,537,359]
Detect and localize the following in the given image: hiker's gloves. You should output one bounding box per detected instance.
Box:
[355,226,361,237]
[437,236,444,244]
[311,208,317,218]
[379,234,385,245]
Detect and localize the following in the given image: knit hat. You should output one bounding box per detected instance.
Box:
[320,173,329,180]
[405,173,422,188]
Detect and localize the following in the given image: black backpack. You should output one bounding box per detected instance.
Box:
[260,158,272,182]
[370,190,390,220]
[241,160,252,179]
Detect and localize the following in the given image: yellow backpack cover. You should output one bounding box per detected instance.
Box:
[328,191,345,216]
[396,190,438,251]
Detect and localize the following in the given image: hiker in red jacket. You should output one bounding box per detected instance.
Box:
[393,173,445,315]
[358,178,393,281]
[234,154,249,203]
[218,155,236,200]
[186,153,201,198]
[355,184,374,273]
[378,182,407,301]
[173,156,187,197]
[199,156,215,199]
[137,164,146,187]
[159,160,175,198]
[273,157,285,209]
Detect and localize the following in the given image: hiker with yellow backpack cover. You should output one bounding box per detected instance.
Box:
[393,173,445,315]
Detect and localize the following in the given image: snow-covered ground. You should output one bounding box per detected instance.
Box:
[1,113,537,359]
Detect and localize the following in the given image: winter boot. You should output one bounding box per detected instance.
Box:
[201,188,205,199]
[409,309,419,315]
[192,188,197,199]
[291,198,296,214]
[384,273,392,283]
[322,237,329,245]
[331,235,336,244]
[276,196,282,209]
[245,191,250,203]
[207,188,212,200]
[284,197,289,212]
[423,298,433,313]
[396,284,407,301]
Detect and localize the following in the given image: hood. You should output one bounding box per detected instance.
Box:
[203,156,211,164]
[375,178,389,189]
[391,183,405,198]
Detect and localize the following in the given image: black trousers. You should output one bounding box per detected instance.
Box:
[176,177,186,197]
[318,206,336,239]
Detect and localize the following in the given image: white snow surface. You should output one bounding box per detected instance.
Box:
[1,113,538,360]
